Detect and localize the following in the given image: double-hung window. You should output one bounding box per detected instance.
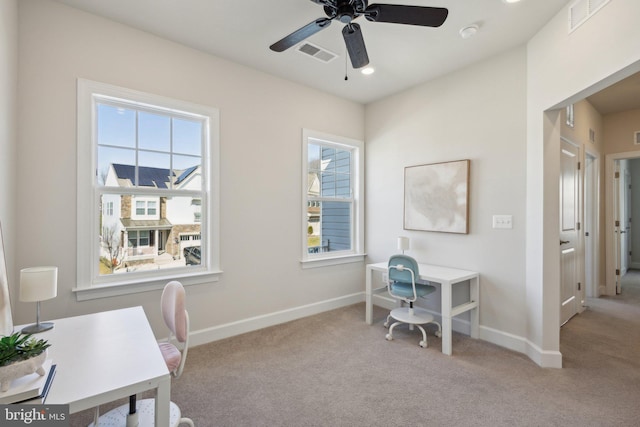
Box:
[76,79,220,300]
[301,129,364,267]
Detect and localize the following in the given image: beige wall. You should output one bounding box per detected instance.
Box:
[366,47,528,350]
[603,109,640,156]
[0,0,18,333]
[15,0,365,338]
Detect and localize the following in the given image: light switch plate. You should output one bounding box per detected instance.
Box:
[493,215,513,229]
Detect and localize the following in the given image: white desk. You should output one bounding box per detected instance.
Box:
[366,262,480,355]
[27,307,171,426]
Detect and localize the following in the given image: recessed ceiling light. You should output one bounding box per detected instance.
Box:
[503,0,522,4]
[459,25,479,39]
[361,67,375,75]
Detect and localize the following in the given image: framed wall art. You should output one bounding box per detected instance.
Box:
[404,159,470,234]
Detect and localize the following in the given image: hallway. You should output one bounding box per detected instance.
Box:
[561,269,640,371]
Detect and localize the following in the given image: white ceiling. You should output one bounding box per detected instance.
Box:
[51,0,571,104]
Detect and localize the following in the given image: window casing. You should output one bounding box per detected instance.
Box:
[76,79,221,300]
[301,129,364,267]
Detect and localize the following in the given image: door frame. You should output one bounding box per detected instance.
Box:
[584,149,600,298]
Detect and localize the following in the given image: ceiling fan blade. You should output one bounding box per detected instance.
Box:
[342,23,369,69]
[365,4,448,27]
[270,18,332,52]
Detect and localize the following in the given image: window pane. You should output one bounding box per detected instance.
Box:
[99,194,203,275]
[315,146,351,199]
[308,143,321,173]
[139,111,170,152]
[97,104,135,148]
[173,156,201,190]
[139,151,171,186]
[173,118,202,156]
[97,146,135,186]
[307,201,352,253]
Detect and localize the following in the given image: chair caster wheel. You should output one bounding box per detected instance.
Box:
[419,340,427,348]
[383,322,389,328]
[435,331,442,338]
[385,334,393,341]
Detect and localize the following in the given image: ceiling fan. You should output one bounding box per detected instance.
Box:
[269,0,449,69]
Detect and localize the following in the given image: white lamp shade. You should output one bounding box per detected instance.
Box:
[397,237,410,252]
[20,266,58,302]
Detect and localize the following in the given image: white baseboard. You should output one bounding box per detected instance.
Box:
[189,292,364,347]
[189,291,563,368]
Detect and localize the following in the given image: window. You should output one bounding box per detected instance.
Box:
[77,79,220,300]
[301,129,364,267]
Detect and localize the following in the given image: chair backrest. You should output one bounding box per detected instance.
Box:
[161,280,190,378]
[387,254,420,302]
[388,254,419,284]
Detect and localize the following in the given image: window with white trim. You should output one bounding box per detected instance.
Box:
[77,79,220,299]
[302,129,364,267]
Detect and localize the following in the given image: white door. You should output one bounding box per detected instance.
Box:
[614,164,632,293]
[560,139,580,325]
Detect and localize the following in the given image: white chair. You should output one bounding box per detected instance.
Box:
[91,281,194,426]
[384,254,442,348]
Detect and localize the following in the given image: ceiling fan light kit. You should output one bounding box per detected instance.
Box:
[270,0,448,70]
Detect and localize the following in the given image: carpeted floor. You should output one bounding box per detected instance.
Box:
[72,275,640,426]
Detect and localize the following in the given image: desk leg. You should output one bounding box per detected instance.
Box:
[365,265,373,325]
[155,376,171,427]
[470,276,480,339]
[441,281,453,356]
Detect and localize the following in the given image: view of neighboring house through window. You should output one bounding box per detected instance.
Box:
[77,79,220,296]
[302,129,364,265]
[97,99,205,274]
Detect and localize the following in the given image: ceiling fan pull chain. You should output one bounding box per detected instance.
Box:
[344,48,349,81]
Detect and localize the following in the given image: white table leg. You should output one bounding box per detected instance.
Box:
[365,265,373,325]
[470,276,480,339]
[441,280,453,355]
[155,377,171,427]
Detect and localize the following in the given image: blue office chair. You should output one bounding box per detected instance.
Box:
[384,254,442,348]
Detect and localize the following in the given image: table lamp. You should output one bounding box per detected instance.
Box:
[19,266,58,334]
[397,237,410,254]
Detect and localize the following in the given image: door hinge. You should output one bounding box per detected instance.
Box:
[578,161,581,170]
[577,282,581,291]
[615,171,620,179]
[577,222,581,231]
[616,269,620,276]
[615,220,620,227]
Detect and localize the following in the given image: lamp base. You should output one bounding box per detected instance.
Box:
[21,322,54,334]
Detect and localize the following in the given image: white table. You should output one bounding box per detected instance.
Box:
[25,306,171,426]
[366,261,480,355]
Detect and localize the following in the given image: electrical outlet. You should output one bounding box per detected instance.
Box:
[492,215,513,229]
[382,273,388,283]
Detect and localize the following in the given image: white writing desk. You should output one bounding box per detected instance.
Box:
[366,262,480,355]
[26,306,171,426]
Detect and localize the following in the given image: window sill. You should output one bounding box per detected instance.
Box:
[300,253,366,269]
[72,269,222,301]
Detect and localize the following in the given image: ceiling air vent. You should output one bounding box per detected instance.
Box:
[297,42,338,63]
[634,131,640,145]
[569,0,610,33]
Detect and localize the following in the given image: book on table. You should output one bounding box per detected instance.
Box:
[0,359,56,404]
